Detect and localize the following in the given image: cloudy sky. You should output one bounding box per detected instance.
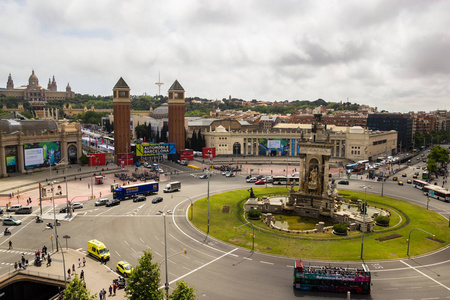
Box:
[1,0,449,112]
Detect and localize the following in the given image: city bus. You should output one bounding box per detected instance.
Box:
[422,171,429,180]
[412,179,429,190]
[346,162,365,173]
[272,175,299,185]
[422,185,450,202]
[293,260,371,294]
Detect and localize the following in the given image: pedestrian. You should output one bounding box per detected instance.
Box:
[100,192,102,197]
[80,269,84,281]
[78,258,81,268]
[67,268,71,279]
[83,256,86,267]
[14,261,17,270]
[102,289,107,299]
[113,283,117,295]
[99,290,102,300]
[43,245,47,255]
[88,183,90,189]
[72,264,76,273]
[8,240,12,249]
[109,285,112,296]
[47,255,52,266]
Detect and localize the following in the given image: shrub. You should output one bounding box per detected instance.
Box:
[333,223,348,234]
[375,215,390,226]
[79,154,89,165]
[247,209,262,220]
[350,196,359,203]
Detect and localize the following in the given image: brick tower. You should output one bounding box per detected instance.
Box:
[168,80,185,153]
[113,77,131,162]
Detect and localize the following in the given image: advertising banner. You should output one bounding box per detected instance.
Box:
[24,141,61,170]
[258,139,288,155]
[180,149,194,161]
[135,143,176,156]
[88,153,106,166]
[6,156,16,166]
[117,153,133,166]
[202,147,216,159]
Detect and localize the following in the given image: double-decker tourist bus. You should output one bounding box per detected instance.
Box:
[422,185,450,202]
[293,260,371,294]
[272,175,299,185]
[412,179,429,190]
[346,162,365,173]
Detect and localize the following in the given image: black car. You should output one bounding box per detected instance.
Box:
[106,199,120,207]
[152,197,163,204]
[133,196,146,202]
[338,180,349,185]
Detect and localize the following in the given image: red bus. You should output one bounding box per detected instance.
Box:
[293,260,371,294]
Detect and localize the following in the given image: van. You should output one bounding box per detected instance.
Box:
[87,239,110,261]
[15,206,32,214]
[7,204,22,212]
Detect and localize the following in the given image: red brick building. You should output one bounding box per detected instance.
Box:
[113,77,131,160]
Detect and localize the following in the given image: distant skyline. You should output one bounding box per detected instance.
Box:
[1,0,449,113]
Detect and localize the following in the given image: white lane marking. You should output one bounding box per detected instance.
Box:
[139,238,145,244]
[131,247,136,253]
[382,288,399,291]
[421,297,440,300]
[260,261,274,265]
[400,260,450,292]
[243,257,252,261]
[124,240,129,246]
[375,258,450,272]
[159,248,238,290]
[154,251,162,257]
[169,234,216,259]
[286,265,293,268]
[114,251,121,257]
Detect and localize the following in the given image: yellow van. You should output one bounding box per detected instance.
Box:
[87,239,110,261]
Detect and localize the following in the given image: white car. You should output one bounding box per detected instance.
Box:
[246,177,257,183]
[72,202,84,209]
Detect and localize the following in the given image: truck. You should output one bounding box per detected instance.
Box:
[113,181,159,200]
[163,181,181,193]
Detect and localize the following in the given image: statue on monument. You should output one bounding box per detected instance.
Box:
[247,187,256,199]
[309,167,318,186]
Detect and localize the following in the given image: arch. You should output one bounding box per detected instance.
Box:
[68,144,77,164]
[233,142,241,155]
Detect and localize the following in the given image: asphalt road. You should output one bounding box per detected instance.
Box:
[1,161,449,299]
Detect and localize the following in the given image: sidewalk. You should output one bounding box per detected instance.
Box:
[26,248,127,299]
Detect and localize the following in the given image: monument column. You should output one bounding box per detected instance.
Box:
[0,144,6,177]
[168,80,185,154]
[113,77,131,163]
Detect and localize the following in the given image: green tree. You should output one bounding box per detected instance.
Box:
[126,250,164,300]
[427,158,438,175]
[63,274,96,300]
[169,281,197,300]
[428,145,450,165]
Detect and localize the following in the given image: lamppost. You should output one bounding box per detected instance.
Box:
[49,180,60,252]
[207,155,211,235]
[360,185,371,260]
[407,228,435,256]
[171,195,193,220]
[48,226,67,288]
[159,210,170,300]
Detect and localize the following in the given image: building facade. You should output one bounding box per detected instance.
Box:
[367,113,413,151]
[0,71,75,104]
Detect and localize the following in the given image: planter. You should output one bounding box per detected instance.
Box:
[332,230,348,236]
[248,215,261,220]
[375,222,389,227]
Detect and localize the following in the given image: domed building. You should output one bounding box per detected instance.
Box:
[0,70,75,105]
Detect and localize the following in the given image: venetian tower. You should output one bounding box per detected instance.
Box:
[113,77,131,161]
[168,80,185,153]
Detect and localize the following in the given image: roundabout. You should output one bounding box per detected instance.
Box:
[190,187,450,261]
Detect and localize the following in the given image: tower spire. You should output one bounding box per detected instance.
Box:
[155,72,164,95]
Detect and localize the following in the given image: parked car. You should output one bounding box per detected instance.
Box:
[225,172,235,177]
[255,179,266,185]
[133,196,147,202]
[199,174,208,179]
[3,217,22,226]
[106,199,120,207]
[95,198,109,206]
[338,180,349,185]
[245,175,252,179]
[152,197,163,204]
[265,176,273,183]
[246,177,257,183]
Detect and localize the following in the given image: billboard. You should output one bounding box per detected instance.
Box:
[117,153,133,166]
[135,143,176,156]
[23,141,61,170]
[6,156,16,166]
[180,149,194,161]
[88,153,106,166]
[202,147,216,159]
[258,139,288,156]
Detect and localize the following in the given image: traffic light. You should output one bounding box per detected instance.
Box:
[183,248,187,254]
[234,227,237,232]
[50,235,54,241]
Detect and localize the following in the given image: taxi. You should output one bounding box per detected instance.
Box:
[407,179,412,184]
[413,174,418,179]
[116,261,133,277]
[398,181,404,186]
[393,176,398,181]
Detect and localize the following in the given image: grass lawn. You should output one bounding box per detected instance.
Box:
[190,187,450,261]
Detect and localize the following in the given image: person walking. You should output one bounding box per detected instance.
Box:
[47,255,52,266]
[67,268,71,279]
[83,257,86,267]
[80,269,84,281]
[98,290,102,300]
[8,240,12,249]
[113,283,117,295]
[72,264,76,273]
[109,285,112,296]
[78,258,81,268]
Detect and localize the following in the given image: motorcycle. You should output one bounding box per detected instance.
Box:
[4,228,11,235]
[36,216,43,223]
[113,277,127,289]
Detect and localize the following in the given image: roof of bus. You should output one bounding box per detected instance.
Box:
[117,181,158,189]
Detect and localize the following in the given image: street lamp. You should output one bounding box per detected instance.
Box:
[171,195,193,220]
[407,228,435,256]
[48,181,60,252]
[207,155,212,235]
[48,226,67,288]
[359,185,371,260]
[159,210,170,300]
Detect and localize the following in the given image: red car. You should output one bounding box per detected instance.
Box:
[255,180,266,185]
